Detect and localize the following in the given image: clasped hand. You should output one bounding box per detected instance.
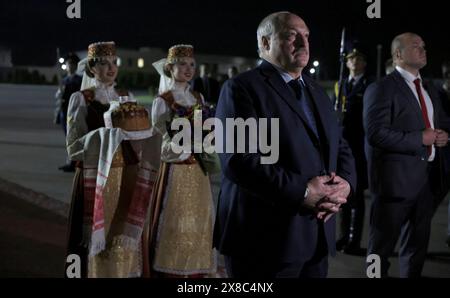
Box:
[302,172,350,222]
[423,128,448,147]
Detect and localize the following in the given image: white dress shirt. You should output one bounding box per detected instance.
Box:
[395,65,435,161]
[348,73,364,86]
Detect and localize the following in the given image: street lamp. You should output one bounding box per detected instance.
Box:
[312,60,320,80]
[59,58,65,64]
[137,58,144,68]
[309,68,316,74]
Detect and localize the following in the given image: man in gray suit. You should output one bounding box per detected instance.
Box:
[364,32,450,278]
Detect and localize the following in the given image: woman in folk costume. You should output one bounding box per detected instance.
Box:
[65,41,159,278]
[148,44,217,277]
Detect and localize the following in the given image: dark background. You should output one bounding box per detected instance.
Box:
[1,0,449,78]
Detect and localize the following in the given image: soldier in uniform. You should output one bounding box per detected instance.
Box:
[334,49,373,255]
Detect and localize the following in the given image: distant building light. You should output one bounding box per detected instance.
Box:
[59,58,65,64]
[137,58,144,68]
[313,60,319,67]
[309,68,316,74]
[61,64,67,70]
[117,57,121,67]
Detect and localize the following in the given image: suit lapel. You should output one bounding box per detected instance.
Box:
[259,61,319,140]
[392,70,425,126]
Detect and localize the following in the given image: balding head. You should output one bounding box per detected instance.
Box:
[390,32,426,73]
[256,12,310,77]
[257,12,292,57]
[391,33,418,58]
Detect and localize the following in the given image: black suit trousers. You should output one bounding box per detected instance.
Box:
[224,222,328,278]
[367,175,433,278]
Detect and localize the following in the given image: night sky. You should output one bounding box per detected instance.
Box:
[1,0,449,78]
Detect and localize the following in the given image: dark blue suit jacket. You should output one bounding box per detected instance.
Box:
[213,61,356,263]
[364,70,450,201]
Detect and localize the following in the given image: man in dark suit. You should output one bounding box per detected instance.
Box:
[334,49,373,255]
[364,32,450,278]
[213,11,356,278]
[192,63,221,105]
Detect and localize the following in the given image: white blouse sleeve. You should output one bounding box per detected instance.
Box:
[66,91,88,160]
[128,91,136,102]
[200,92,206,105]
[151,96,171,136]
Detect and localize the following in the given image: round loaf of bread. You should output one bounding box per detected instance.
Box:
[110,102,150,131]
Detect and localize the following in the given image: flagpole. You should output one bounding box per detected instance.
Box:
[334,27,346,121]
